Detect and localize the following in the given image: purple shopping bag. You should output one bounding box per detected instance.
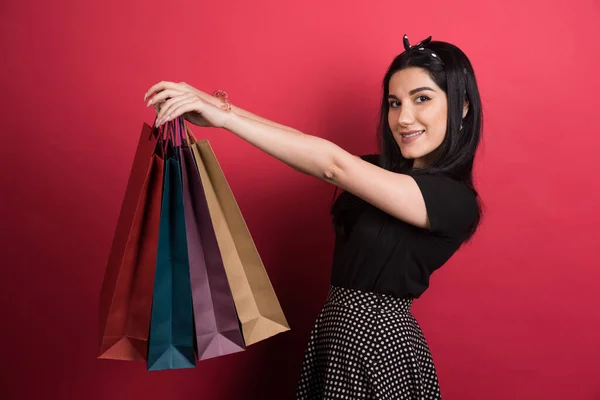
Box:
[176,117,246,359]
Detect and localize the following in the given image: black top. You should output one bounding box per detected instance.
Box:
[330,154,479,299]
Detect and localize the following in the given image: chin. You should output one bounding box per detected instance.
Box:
[399,148,424,160]
[394,135,440,161]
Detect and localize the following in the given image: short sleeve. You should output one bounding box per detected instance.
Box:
[411,174,478,239]
[359,154,379,165]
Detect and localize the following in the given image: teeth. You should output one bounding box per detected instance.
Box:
[403,130,424,138]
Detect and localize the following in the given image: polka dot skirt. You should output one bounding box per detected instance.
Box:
[296,285,441,399]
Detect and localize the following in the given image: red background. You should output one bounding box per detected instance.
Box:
[1,0,599,399]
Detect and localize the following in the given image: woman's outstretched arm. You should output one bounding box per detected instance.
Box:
[223,112,346,179]
[144,81,430,229]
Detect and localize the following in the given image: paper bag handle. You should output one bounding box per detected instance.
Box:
[185,123,198,144]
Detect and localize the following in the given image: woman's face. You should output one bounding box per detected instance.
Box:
[387,67,448,168]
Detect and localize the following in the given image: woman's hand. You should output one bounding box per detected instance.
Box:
[144,81,232,128]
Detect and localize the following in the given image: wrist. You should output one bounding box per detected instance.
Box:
[222,110,239,131]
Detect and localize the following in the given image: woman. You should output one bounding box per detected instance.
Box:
[144,34,483,399]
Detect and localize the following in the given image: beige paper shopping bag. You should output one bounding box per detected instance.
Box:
[187,127,290,346]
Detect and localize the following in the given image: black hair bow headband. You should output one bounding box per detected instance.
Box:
[402,34,443,64]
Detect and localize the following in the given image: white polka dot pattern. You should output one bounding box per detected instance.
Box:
[296,286,441,399]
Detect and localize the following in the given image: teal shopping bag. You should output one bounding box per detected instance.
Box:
[147,136,196,371]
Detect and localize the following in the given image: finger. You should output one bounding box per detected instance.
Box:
[159,95,197,122]
[152,97,166,114]
[144,81,177,101]
[146,88,187,107]
[143,81,184,101]
[157,94,196,123]
[158,98,200,126]
[156,92,194,121]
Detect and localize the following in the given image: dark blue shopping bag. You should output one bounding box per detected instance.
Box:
[147,130,196,371]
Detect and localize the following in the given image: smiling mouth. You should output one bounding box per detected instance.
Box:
[401,130,424,138]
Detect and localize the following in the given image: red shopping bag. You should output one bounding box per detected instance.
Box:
[98,123,165,360]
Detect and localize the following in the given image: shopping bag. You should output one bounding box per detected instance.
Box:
[147,129,196,371]
[177,119,245,359]
[186,124,290,346]
[98,123,164,361]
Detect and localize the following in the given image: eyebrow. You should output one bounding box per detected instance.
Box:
[387,87,436,99]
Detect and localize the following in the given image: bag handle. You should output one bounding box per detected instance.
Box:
[185,123,197,144]
[158,116,198,146]
[159,119,178,155]
[176,116,186,146]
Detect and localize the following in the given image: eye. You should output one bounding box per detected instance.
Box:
[389,96,431,108]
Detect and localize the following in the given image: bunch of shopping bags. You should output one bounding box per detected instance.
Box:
[97,117,289,371]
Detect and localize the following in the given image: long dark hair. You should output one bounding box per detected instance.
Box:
[332,39,484,241]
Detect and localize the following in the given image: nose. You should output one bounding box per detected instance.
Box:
[398,105,415,127]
